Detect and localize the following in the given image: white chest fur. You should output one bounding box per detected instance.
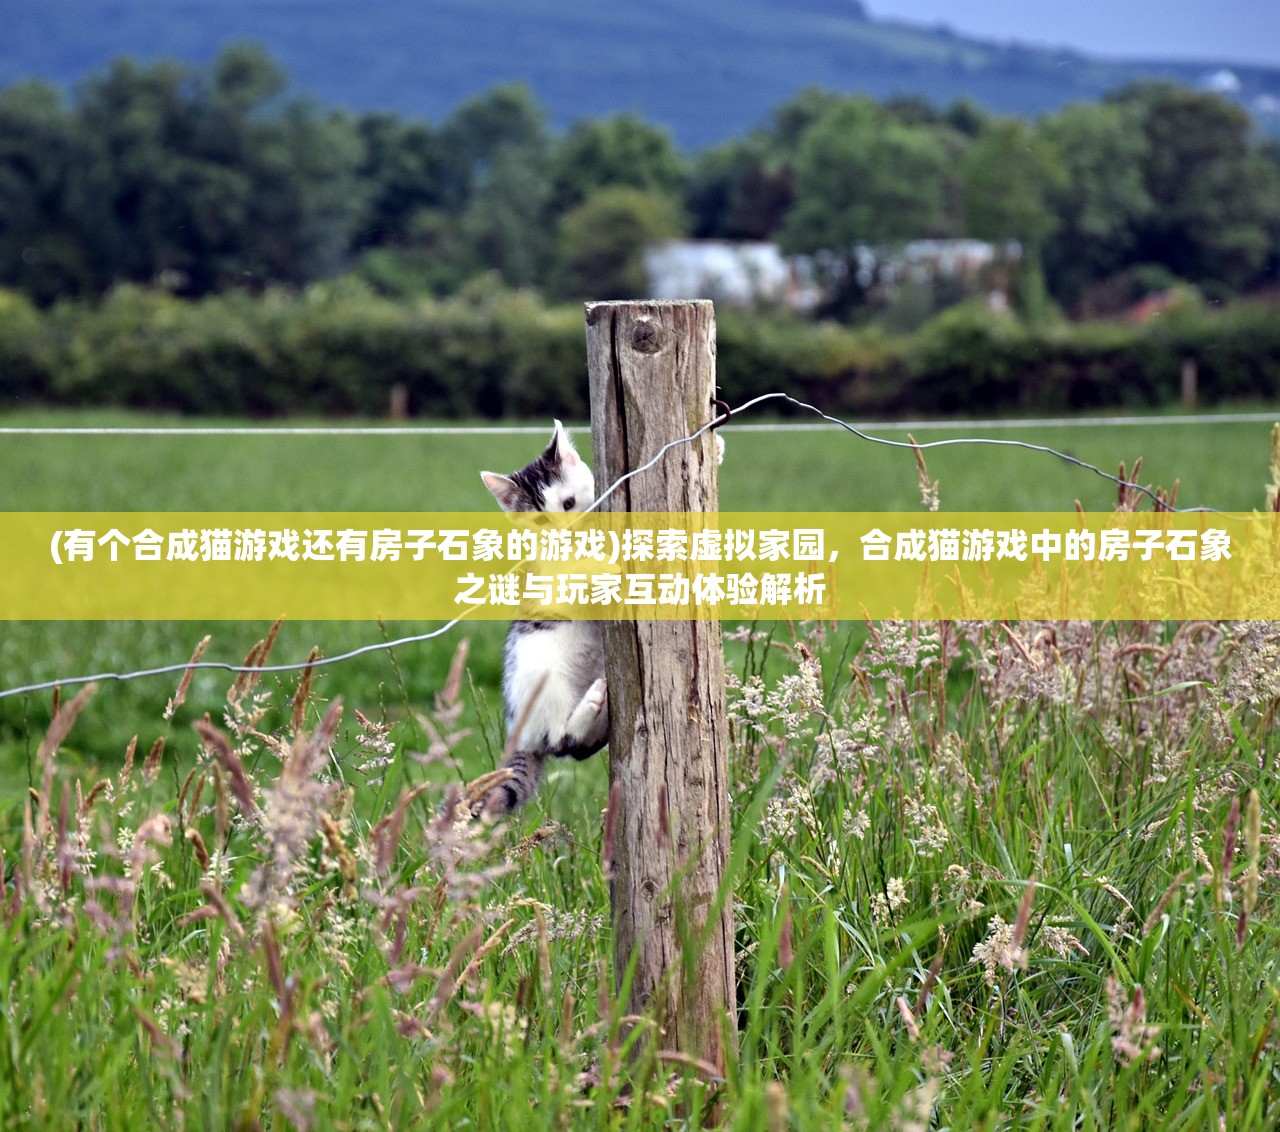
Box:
[504,621,606,751]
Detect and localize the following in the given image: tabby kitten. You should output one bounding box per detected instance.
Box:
[476,421,608,816]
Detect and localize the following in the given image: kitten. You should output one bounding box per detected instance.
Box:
[476,421,608,816]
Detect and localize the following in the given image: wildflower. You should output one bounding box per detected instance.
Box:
[726,673,773,742]
[760,785,817,844]
[921,1044,954,1075]
[903,796,949,858]
[163,635,210,721]
[933,732,979,799]
[871,877,908,926]
[1223,622,1280,710]
[1107,977,1161,1065]
[274,1088,318,1132]
[471,1000,528,1057]
[1092,873,1135,912]
[354,709,396,757]
[501,902,605,955]
[898,1078,941,1132]
[505,820,570,865]
[971,915,1027,984]
[1040,925,1087,959]
[766,649,825,734]
[843,808,870,840]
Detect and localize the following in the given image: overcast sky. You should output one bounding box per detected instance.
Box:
[867,1,1280,68]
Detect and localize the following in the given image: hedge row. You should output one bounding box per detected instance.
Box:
[3,283,1280,419]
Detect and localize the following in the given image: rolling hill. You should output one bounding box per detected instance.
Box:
[3,0,1279,147]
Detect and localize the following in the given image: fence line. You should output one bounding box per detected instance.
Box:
[2,409,1278,437]
[0,391,1253,703]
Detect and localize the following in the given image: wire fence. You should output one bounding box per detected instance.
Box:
[0,392,1260,703]
[3,408,1278,437]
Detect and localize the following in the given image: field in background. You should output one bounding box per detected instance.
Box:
[1,406,1277,796]
[3,406,1278,512]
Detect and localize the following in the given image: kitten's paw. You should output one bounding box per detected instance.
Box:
[462,767,518,820]
[565,678,608,744]
[583,677,607,716]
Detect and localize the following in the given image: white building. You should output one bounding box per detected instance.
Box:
[643,240,822,312]
[645,238,1017,311]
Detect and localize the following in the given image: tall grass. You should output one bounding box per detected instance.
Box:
[4,414,1280,1126]
[3,616,1279,1129]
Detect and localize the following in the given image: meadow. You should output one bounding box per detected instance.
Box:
[2,405,1275,786]
[2,406,1280,1128]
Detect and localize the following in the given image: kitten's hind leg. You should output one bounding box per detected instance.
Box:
[467,749,546,818]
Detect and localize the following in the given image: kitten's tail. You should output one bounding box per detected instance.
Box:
[473,749,546,818]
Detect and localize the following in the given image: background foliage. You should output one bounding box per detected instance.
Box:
[2,47,1278,318]
[3,283,1280,419]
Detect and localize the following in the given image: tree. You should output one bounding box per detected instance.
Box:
[1113,82,1280,290]
[961,118,1065,316]
[961,119,1063,250]
[461,142,556,288]
[768,87,848,162]
[439,84,548,209]
[212,42,286,114]
[548,114,686,216]
[39,47,367,295]
[354,113,450,249]
[944,97,990,139]
[882,95,943,128]
[782,99,948,251]
[685,139,793,240]
[780,98,949,311]
[1038,101,1154,307]
[0,82,97,303]
[555,186,681,299]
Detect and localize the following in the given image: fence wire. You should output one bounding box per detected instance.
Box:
[0,392,1245,703]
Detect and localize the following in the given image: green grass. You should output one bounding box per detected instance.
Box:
[3,618,1279,1128]
[1,406,1276,511]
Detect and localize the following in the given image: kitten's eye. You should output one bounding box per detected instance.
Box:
[562,497,575,511]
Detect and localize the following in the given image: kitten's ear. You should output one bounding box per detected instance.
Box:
[481,471,523,512]
[546,419,581,467]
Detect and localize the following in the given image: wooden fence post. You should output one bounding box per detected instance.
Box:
[584,300,737,1077]
[1181,357,1198,408]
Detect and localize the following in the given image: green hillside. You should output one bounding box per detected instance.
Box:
[4,0,1279,145]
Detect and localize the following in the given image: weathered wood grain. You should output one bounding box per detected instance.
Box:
[585,300,736,1076]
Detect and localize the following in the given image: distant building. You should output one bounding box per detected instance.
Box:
[1204,68,1243,95]
[856,239,1020,291]
[644,238,1017,312]
[643,241,822,312]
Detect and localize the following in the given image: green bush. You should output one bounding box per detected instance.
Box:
[903,300,1280,415]
[0,289,59,405]
[3,283,1280,419]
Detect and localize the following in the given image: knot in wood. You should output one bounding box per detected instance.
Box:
[631,321,663,354]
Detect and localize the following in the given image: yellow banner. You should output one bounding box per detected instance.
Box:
[2,511,1277,620]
